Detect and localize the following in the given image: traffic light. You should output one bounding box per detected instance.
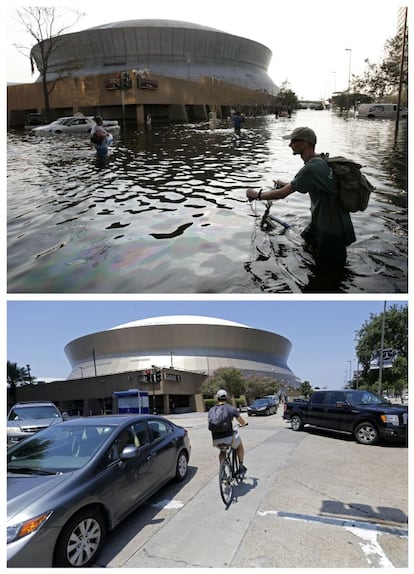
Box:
[120,71,132,89]
[156,370,162,383]
[145,370,151,383]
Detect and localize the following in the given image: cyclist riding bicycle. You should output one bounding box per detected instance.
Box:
[209,389,247,475]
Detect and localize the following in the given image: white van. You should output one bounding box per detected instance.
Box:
[357,103,408,119]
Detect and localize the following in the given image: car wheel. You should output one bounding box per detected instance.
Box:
[175,450,188,481]
[290,414,303,431]
[54,508,106,567]
[265,409,270,416]
[354,421,379,445]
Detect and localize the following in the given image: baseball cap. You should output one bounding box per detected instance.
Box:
[216,389,228,400]
[282,126,317,145]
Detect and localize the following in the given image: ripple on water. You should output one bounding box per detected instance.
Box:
[7,111,407,293]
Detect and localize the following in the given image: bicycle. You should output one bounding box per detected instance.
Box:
[217,423,247,507]
[248,189,292,232]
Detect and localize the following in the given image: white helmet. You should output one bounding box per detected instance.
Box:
[216,389,228,400]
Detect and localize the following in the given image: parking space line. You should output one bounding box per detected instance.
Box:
[258,509,408,537]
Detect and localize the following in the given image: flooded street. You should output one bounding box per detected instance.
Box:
[7,110,407,293]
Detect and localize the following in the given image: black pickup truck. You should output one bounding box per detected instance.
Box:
[283,389,407,445]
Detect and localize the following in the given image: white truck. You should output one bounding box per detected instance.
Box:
[357,103,408,119]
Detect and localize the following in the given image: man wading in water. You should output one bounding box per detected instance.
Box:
[246,127,356,272]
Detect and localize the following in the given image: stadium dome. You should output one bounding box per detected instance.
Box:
[30,19,277,92]
[64,315,298,385]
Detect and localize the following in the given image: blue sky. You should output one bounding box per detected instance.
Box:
[7,299,407,389]
[6,0,403,100]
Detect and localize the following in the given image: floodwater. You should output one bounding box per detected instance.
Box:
[7,110,407,293]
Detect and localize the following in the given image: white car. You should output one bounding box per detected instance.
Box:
[32,116,120,135]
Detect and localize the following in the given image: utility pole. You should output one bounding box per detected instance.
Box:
[395,7,408,139]
[377,301,387,395]
[347,360,352,388]
[345,48,352,114]
[151,364,157,414]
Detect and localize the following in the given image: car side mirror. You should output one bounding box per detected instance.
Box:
[120,445,138,460]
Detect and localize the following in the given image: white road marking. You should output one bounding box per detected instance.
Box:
[151,499,184,510]
[258,510,407,568]
[344,526,394,568]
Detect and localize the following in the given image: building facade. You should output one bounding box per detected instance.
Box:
[14,315,299,415]
[8,19,278,127]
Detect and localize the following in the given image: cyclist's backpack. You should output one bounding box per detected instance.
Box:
[208,404,231,432]
[320,153,375,213]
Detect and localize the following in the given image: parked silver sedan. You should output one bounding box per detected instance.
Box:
[7,414,191,567]
[32,116,120,135]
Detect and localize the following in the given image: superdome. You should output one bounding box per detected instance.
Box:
[64,315,298,385]
[30,19,277,92]
[110,315,249,329]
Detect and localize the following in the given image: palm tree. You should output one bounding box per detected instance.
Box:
[7,361,27,406]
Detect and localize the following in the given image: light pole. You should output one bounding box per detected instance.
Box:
[345,48,352,112]
[377,301,387,395]
[26,364,32,385]
[151,364,157,414]
[347,360,352,388]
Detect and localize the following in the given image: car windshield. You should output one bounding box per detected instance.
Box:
[7,424,116,474]
[9,405,61,420]
[252,399,268,406]
[344,390,389,405]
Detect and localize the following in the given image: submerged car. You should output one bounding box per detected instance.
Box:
[32,115,120,135]
[7,414,191,567]
[7,401,65,447]
[247,398,277,416]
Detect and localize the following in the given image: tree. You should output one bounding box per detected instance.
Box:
[200,367,246,399]
[7,361,28,406]
[298,381,313,398]
[275,81,299,109]
[332,91,372,112]
[244,375,280,404]
[352,29,408,102]
[200,367,281,404]
[355,304,408,394]
[14,7,84,120]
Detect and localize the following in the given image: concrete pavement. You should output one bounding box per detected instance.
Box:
[96,409,408,568]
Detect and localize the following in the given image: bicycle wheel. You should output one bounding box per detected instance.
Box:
[231,448,241,483]
[219,458,234,506]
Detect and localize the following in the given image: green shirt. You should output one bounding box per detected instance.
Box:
[291,156,356,257]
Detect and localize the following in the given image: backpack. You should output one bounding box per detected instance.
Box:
[320,153,375,213]
[208,404,232,433]
[90,132,103,144]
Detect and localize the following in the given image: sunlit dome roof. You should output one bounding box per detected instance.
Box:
[89,19,222,33]
[110,315,249,330]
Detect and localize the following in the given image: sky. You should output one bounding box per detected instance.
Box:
[6,299,407,389]
[5,0,405,100]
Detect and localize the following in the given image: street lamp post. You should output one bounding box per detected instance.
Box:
[26,364,32,385]
[347,360,352,388]
[345,48,352,113]
[151,364,157,414]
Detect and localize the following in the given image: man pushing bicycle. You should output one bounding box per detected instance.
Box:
[208,389,247,476]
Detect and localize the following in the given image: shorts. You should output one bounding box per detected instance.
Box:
[213,430,240,449]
